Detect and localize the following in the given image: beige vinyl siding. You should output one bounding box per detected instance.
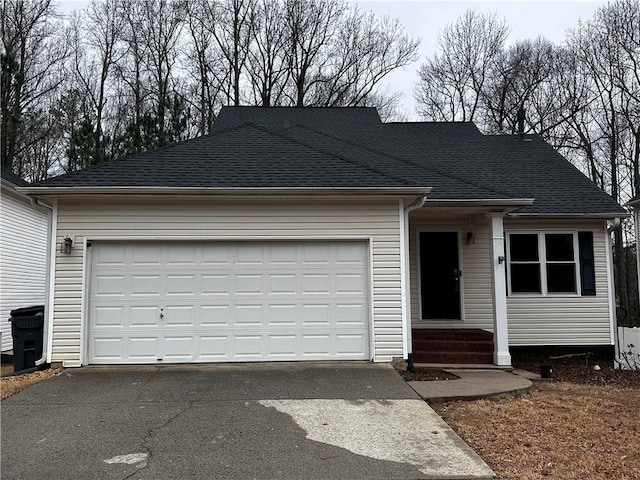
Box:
[0,189,48,352]
[505,219,612,346]
[409,215,493,329]
[52,198,403,366]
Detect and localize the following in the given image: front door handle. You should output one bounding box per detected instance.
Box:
[453,269,462,291]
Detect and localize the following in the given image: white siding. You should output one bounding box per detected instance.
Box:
[409,215,493,329]
[409,214,612,346]
[52,198,403,366]
[0,188,48,352]
[505,219,612,346]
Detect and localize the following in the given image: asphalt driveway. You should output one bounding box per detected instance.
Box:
[1,362,495,480]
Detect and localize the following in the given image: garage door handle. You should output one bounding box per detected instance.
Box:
[160,309,164,319]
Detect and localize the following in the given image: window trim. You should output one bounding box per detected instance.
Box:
[506,230,581,297]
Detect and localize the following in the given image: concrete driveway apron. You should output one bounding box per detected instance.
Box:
[1,362,495,480]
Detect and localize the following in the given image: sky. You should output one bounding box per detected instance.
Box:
[59,0,606,118]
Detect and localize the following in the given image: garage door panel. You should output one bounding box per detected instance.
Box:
[128,337,158,361]
[336,334,367,355]
[235,274,263,294]
[89,241,369,364]
[130,275,160,295]
[201,305,230,325]
[129,306,161,327]
[268,274,297,294]
[94,275,126,296]
[164,305,194,326]
[167,275,196,295]
[166,244,197,265]
[267,304,297,325]
[132,246,161,265]
[199,336,228,359]
[336,273,365,294]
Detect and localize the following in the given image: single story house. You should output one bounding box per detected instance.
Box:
[20,107,627,368]
[1,167,49,353]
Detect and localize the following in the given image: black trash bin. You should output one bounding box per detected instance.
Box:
[9,305,45,372]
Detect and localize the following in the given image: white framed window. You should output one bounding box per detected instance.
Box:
[506,232,580,296]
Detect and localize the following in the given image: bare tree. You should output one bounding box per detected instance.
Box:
[284,0,345,107]
[209,0,257,106]
[114,0,186,153]
[247,0,289,106]
[1,0,67,177]
[184,0,226,134]
[568,0,640,316]
[415,10,509,122]
[65,0,123,169]
[312,11,419,108]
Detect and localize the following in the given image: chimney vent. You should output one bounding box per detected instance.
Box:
[517,106,525,138]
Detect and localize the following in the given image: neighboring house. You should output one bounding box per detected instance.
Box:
[20,107,627,368]
[0,167,49,353]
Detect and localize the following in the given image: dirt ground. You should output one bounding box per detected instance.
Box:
[428,354,640,480]
[434,380,640,480]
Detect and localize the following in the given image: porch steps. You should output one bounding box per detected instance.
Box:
[412,328,494,364]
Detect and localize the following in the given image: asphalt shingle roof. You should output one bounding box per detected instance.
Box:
[1,166,29,187]
[31,106,625,216]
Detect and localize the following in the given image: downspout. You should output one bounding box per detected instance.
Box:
[402,195,427,372]
[607,218,623,367]
[32,198,55,367]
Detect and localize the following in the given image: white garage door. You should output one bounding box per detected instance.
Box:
[88,241,369,364]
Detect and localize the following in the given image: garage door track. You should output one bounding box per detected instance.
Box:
[1,363,495,479]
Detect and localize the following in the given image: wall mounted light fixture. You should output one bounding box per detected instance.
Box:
[61,236,73,254]
[466,231,475,245]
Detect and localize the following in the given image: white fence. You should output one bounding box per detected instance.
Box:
[616,327,640,370]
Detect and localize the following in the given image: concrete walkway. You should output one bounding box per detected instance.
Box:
[408,369,534,402]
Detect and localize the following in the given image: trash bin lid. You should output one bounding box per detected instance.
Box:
[10,316,44,329]
[10,305,45,317]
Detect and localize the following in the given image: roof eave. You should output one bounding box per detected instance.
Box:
[508,212,631,219]
[18,185,432,197]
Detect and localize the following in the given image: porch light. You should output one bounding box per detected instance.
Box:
[61,236,73,254]
[466,231,475,245]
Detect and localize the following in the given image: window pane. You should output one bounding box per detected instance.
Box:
[546,234,574,261]
[510,264,541,293]
[510,234,539,261]
[547,264,576,293]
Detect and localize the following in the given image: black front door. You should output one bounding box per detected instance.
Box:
[419,232,461,320]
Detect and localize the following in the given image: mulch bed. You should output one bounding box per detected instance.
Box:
[514,356,640,389]
[0,361,63,400]
[394,365,459,381]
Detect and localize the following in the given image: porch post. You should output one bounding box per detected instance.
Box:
[488,212,511,366]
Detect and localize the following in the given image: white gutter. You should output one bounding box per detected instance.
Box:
[510,212,631,219]
[401,194,428,370]
[18,186,432,196]
[605,220,624,367]
[32,198,56,366]
[425,198,534,207]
